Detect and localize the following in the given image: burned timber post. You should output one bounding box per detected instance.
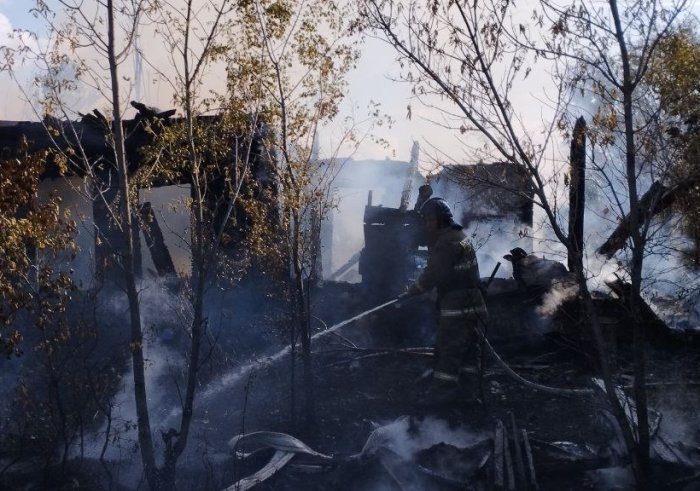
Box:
[568,116,587,272]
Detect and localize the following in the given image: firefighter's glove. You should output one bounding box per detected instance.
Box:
[406,282,422,296]
[394,291,413,308]
[394,292,407,308]
[395,284,421,308]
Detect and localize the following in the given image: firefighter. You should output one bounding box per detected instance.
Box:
[406,197,487,404]
[413,184,434,212]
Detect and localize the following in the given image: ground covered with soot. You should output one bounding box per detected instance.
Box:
[174,282,700,491]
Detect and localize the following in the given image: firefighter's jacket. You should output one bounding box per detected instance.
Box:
[409,226,487,317]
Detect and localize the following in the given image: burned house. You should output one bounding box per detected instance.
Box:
[323,157,535,300]
[0,107,274,288]
[323,158,420,285]
[357,192,425,299]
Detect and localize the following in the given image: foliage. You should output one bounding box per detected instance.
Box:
[228,0,361,424]
[647,27,700,122]
[229,0,359,278]
[528,0,693,478]
[135,115,257,271]
[1,312,123,474]
[3,1,161,486]
[231,0,357,201]
[0,139,76,357]
[0,140,115,481]
[647,27,700,263]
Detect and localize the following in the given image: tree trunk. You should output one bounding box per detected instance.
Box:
[630,249,650,468]
[106,1,158,488]
[561,107,646,483]
[289,289,297,429]
[303,278,316,428]
[573,266,644,481]
[291,212,315,428]
[610,0,650,480]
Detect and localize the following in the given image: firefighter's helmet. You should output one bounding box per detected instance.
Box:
[419,197,453,219]
[419,197,462,229]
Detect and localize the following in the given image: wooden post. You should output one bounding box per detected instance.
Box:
[521,429,539,490]
[399,141,420,211]
[510,413,527,489]
[494,421,505,490]
[504,424,516,491]
[568,116,586,272]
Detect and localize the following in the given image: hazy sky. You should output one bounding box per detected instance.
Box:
[0,0,443,163]
[2,1,698,165]
[0,0,548,166]
[0,0,621,165]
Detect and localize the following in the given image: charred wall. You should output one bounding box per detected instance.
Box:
[0,112,276,286]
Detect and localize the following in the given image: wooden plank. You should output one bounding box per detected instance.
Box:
[494,421,505,490]
[503,422,515,490]
[521,429,539,490]
[510,413,527,490]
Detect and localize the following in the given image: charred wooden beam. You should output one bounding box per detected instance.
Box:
[0,117,157,178]
[568,117,586,271]
[521,429,539,490]
[328,251,361,281]
[0,112,248,185]
[494,419,517,490]
[130,100,176,120]
[494,421,505,490]
[139,202,176,276]
[598,179,699,258]
[509,413,527,490]
[503,424,516,491]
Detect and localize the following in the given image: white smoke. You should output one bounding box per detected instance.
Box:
[536,279,580,317]
[361,415,486,461]
[0,13,43,119]
[84,277,190,465]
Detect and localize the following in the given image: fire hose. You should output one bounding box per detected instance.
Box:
[320,263,593,397]
[319,297,402,333]
[473,320,594,396]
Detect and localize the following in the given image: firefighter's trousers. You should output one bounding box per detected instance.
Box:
[432,289,486,389]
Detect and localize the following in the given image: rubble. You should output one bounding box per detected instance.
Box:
[226,417,493,490]
[225,432,333,490]
[179,268,700,491]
